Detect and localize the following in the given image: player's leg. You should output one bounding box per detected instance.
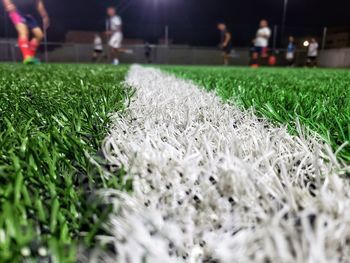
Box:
[223,52,229,66]
[313,57,318,67]
[30,27,44,58]
[306,57,311,67]
[291,57,296,67]
[5,7,32,62]
[260,47,269,66]
[3,1,32,61]
[108,45,118,64]
[287,54,294,67]
[223,45,231,65]
[250,47,260,68]
[112,48,120,65]
[22,14,43,61]
[97,50,104,62]
[108,33,123,65]
[16,23,32,62]
[261,47,268,58]
[108,35,116,64]
[92,51,98,62]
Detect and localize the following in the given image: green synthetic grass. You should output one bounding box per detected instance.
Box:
[0,64,132,262]
[162,66,350,162]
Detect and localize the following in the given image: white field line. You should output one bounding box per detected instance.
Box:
[96,65,350,263]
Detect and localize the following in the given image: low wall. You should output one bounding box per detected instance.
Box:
[318,48,350,68]
[42,45,304,66]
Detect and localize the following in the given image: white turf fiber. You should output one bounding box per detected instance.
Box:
[97,65,350,263]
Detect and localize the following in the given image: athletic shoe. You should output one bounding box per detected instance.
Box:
[31,57,41,65]
[250,64,259,68]
[23,57,35,65]
[112,59,120,65]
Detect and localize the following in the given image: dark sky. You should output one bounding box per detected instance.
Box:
[1,0,350,46]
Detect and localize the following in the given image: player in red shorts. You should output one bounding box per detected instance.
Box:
[2,0,50,64]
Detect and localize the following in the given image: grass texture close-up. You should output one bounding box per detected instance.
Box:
[162,66,350,162]
[0,64,131,262]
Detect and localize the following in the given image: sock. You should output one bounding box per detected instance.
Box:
[9,11,23,25]
[18,38,31,60]
[29,39,39,57]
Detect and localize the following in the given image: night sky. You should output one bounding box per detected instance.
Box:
[1,0,350,46]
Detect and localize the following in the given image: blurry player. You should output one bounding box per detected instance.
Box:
[2,0,49,64]
[306,38,319,67]
[217,22,232,66]
[106,6,123,65]
[251,19,271,67]
[144,41,152,64]
[286,36,296,66]
[92,33,103,62]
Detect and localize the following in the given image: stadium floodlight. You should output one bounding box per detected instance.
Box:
[303,41,310,47]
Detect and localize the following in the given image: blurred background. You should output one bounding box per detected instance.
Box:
[0,0,349,66]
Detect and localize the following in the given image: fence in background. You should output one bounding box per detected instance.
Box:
[0,40,309,65]
[0,40,349,67]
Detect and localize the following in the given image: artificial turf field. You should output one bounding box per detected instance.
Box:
[163,66,350,162]
[0,64,131,262]
[0,63,349,261]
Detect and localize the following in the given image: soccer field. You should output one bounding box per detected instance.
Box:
[1,64,350,262]
[162,66,350,162]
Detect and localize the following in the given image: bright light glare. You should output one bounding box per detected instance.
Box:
[303,41,310,47]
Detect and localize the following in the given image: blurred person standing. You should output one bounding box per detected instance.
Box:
[251,19,271,67]
[92,33,104,62]
[2,0,50,64]
[217,22,233,66]
[307,38,319,67]
[286,36,296,66]
[144,41,152,64]
[106,6,123,65]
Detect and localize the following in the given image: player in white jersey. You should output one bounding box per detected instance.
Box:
[307,38,319,67]
[251,19,271,67]
[106,6,123,65]
[92,33,104,62]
